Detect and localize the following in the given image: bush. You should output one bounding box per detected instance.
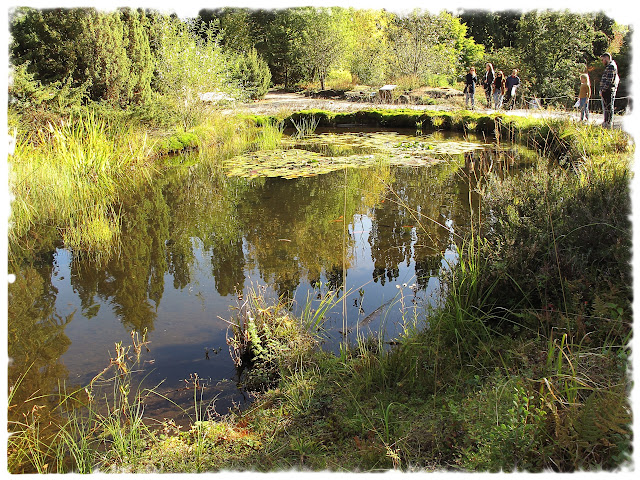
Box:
[479,153,632,342]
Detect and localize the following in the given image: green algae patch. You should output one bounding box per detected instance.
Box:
[224,131,491,179]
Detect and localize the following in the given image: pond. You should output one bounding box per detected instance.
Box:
[8,128,537,423]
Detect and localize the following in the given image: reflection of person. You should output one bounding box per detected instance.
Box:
[482,63,495,108]
[464,67,478,110]
[599,52,619,128]
[578,73,591,121]
[493,70,506,109]
[504,69,520,109]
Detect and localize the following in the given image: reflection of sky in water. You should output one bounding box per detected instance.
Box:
[52,210,456,414]
[294,213,450,349]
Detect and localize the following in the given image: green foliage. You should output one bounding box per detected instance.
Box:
[153,19,238,129]
[517,10,595,105]
[197,7,483,90]
[300,7,348,90]
[478,143,632,343]
[483,47,523,86]
[121,8,154,104]
[9,7,90,86]
[463,383,550,471]
[9,7,155,106]
[463,10,625,105]
[81,10,131,104]
[349,9,393,85]
[227,287,323,391]
[459,10,522,51]
[387,10,484,84]
[8,63,89,131]
[231,48,272,100]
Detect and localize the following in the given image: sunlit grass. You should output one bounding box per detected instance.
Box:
[8,112,153,258]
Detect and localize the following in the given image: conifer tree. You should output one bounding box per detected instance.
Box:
[81,10,131,104]
[121,8,154,104]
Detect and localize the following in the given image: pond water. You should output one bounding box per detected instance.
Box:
[8,128,536,423]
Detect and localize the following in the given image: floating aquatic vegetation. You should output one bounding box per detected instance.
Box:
[224,132,492,179]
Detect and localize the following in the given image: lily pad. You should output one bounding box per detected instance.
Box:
[224,132,492,179]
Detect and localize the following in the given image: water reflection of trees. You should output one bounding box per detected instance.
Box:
[7,264,75,441]
[238,171,376,298]
[12,146,530,343]
[368,161,470,288]
[70,181,170,333]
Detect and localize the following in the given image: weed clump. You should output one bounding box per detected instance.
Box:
[226,286,331,392]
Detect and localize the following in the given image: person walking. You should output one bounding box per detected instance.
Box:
[504,69,521,109]
[493,70,506,109]
[464,67,478,110]
[599,52,619,128]
[577,73,591,121]
[482,63,495,108]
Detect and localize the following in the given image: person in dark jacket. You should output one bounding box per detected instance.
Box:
[493,70,506,109]
[464,67,478,109]
[482,63,495,108]
[599,52,619,128]
[504,69,521,109]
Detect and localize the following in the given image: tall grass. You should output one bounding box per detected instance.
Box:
[7,331,154,473]
[225,284,330,391]
[9,112,153,259]
[292,115,320,139]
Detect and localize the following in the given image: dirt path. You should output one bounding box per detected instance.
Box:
[223,90,626,130]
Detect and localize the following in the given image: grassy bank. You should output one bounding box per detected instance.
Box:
[7,109,633,471]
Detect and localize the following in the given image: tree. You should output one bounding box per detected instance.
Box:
[518,10,595,103]
[231,48,272,99]
[458,10,521,51]
[121,8,154,104]
[440,12,485,73]
[81,10,131,104]
[10,7,155,105]
[153,17,237,128]
[297,7,351,90]
[348,8,393,85]
[388,10,484,84]
[195,7,255,54]
[10,8,91,87]
[388,10,440,79]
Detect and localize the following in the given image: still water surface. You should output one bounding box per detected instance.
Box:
[8,129,533,420]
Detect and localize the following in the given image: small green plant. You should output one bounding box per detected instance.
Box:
[292,115,320,139]
[463,382,549,472]
[226,286,321,391]
[431,116,444,129]
[299,287,339,338]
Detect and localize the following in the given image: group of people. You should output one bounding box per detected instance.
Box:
[462,52,620,128]
[463,63,520,110]
[578,52,619,128]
